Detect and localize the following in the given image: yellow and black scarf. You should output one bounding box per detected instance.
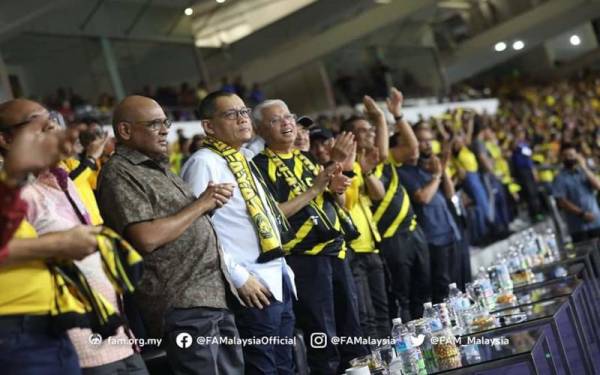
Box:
[264,148,359,243]
[48,227,143,338]
[203,137,286,263]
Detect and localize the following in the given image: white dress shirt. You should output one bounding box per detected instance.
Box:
[244,135,265,156]
[181,147,295,302]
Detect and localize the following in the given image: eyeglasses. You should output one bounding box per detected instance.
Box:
[219,108,252,121]
[269,113,297,127]
[131,118,172,132]
[354,126,375,134]
[0,111,65,132]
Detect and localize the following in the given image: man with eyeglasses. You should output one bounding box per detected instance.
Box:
[338,94,391,340]
[181,92,297,375]
[0,99,102,374]
[252,99,368,375]
[97,95,243,375]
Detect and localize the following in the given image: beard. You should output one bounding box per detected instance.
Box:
[419,149,432,159]
[563,159,577,169]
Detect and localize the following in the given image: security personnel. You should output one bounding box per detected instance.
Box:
[252,99,367,375]
[371,88,431,322]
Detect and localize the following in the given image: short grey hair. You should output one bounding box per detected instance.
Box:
[252,99,289,125]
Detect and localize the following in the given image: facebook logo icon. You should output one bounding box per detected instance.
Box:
[175,332,193,349]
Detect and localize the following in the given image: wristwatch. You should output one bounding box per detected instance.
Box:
[394,114,404,122]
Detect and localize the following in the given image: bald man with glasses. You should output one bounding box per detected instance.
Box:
[97,95,243,375]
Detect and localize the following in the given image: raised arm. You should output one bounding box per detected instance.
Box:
[387,87,418,163]
[577,153,600,191]
[363,95,388,162]
[359,147,385,200]
[464,112,475,145]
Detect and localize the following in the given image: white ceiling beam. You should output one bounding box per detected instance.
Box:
[238,0,437,84]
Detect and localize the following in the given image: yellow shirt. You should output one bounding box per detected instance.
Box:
[345,163,381,253]
[432,140,442,155]
[532,153,555,183]
[456,147,479,173]
[0,220,54,315]
[169,152,183,176]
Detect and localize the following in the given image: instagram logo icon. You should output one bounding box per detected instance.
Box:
[310,332,327,349]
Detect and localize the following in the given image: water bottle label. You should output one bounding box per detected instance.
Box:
[429,318,442,332]
[395,340,409,352]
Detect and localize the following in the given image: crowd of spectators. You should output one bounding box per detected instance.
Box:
[2,69,600,375]
[39,77,265,123]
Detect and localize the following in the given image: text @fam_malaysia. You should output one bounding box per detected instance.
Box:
[308,333,509,349]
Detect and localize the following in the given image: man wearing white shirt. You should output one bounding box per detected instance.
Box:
[181,91,296,375]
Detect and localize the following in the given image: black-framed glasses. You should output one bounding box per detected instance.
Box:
[219,107,252,121]
[130,118,172,132]
[0,110,65,132]
[269,113,297,127]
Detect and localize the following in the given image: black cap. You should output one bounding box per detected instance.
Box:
[309,126,333,142]
[297,116,314,127]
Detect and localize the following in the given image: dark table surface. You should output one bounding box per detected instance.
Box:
[497,279,581,312]
[532,241,598,272]
[462,297,568,338]
[512,263,584,293]
[433,327,545,374]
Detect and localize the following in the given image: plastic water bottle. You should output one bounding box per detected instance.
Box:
[447,283,463,332]
[423,302,443,332]
[435,303,453,331]
[475,268,496,310]
[414,318,438,373]
[391,318,426,375]
[388,356,404,375]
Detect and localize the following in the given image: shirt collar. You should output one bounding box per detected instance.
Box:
[115,144,169,170]
[388,154,403,167]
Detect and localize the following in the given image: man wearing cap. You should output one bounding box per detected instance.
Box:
[309,126,335,165]
[294,116,313,152]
